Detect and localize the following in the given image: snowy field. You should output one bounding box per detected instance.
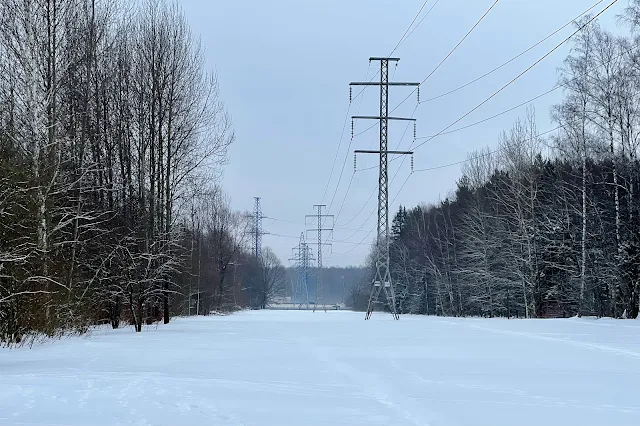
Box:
[1,311,639,426]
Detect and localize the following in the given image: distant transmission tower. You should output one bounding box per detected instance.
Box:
[306,205,333,312]
[290,233,314,309]
[351,57,418,320]
[248,197,268,261]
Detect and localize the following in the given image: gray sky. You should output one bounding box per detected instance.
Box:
[180,0,624,267]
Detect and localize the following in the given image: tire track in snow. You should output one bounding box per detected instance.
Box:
[436,319,640,360]
[389,359,640,414]
[117,375,246,426]
[156,386,248,426]
[297,337,431,426]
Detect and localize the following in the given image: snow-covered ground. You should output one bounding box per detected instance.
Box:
[1,311,639,426]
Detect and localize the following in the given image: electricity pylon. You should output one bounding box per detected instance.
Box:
[289,233,314,309]
[246,197,268,261]
[350,57,418,320]
[306,205,333,313]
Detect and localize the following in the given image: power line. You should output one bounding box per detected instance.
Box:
[421,0,606,103]
[352,121,378,139]
[349,0,438,104]
[389,0,435,56]
[327,99,363,213]
[412,80,640,174]
[321,103,352,204]
[403,0,440,42]
[333,174,412,257]
[333,171,412,257]
[410,0,619,153]
[331,228,376,256]
[263,217,303,225]
[395,41,638,143]
[421,0,500,85]
[414,124,565,172]
[269,232,301,240]
[339,201,377,243]
[417,86,561,139]
[351,70,381,104]
[336,185,377,227]
[332,173,355,221]
[264,216,371,233]
[391,0,501,114]
[270,231,376,247]
[321,64,371,204]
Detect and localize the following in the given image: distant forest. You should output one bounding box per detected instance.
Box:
[285,266,368,305]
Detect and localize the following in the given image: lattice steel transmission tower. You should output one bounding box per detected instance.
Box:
[306,205,333,313]
[249,197,268,261]
[289,233,314,309]
[350,57,418,320]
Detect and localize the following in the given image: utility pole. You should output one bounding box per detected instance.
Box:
[289,233,314,309]
[306,205,334,312]
[350,57,418,320]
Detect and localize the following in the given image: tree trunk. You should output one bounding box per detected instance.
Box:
[609,121,621,318]
[580,133,587,316]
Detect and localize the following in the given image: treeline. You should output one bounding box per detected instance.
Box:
[285,266,367,305]
[356,9,640,319]
[176,191,286,315]
[0,0,283,346]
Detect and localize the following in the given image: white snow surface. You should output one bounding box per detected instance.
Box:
[1,310,640,426]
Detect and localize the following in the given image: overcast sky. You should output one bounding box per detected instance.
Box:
[179,0,625,267]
